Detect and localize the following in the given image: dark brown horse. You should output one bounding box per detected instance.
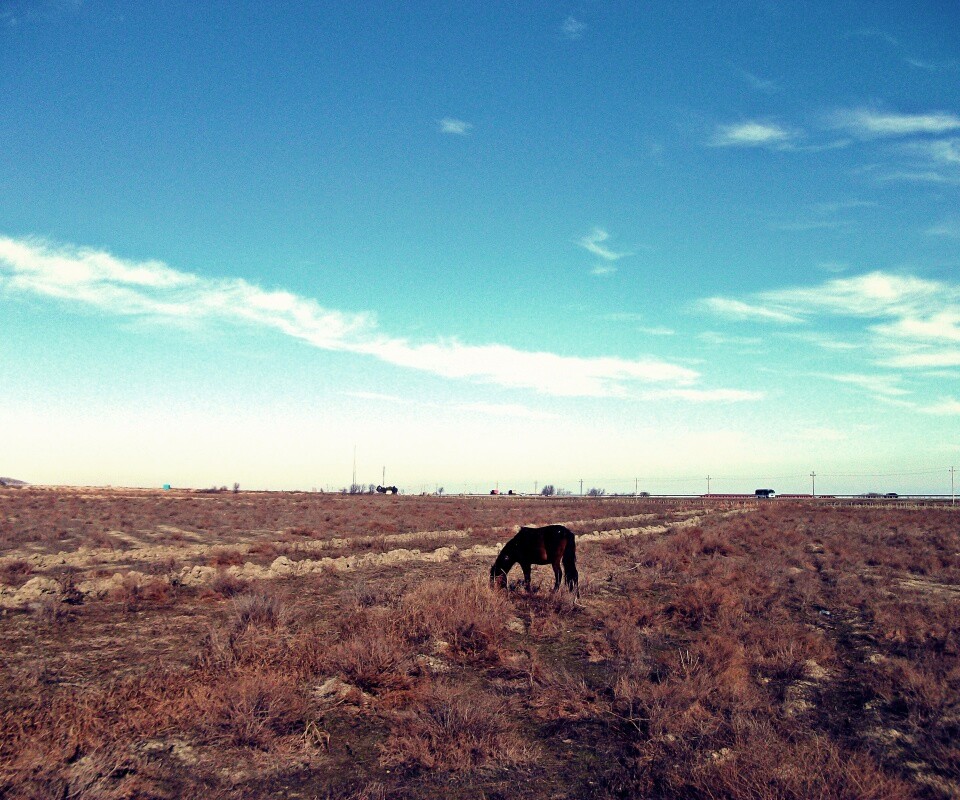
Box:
[490,524,578,594]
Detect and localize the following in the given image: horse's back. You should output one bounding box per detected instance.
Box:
[515,524,573,562]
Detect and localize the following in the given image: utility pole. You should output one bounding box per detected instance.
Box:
[352,445,357,490]
[951,466,956,505]
[579,478,583,496]
[534,480,538,495]
[382,466,385,486]
[706,475,712,496]
[635,477,638,496]
[810,470,817,498]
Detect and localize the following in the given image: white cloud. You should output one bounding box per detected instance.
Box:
[698,331,765,346]
[710,121,795,148]
[702,297,803,324]
[779,331,858,351]
[886,350,960,369]
[578,228,631,261]
[921,398,960,415]
[815,372,910,397]
[874,312,960,343]
[640,326,675,336]
[439,118,472,135]
[760,272,944,318]
[560,16,585,40]
[833,108,960,138]
[639,388,765,403]
[1,235,723,400]
[591,264,617,277]
[704,270,960,379]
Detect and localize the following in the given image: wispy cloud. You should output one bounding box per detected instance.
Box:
[888,351,960,369]
[908,138,960,165]
[773,219,854,232]
[639,388,765,403]
[640,326,675,337]
[738,69,779,94]
[710,121,796,148]
[698,331,765,347]
[591,265,617,277]
[2,235,745,401]
[779,331,858,351]
[833,108,960,138]
[758,272,945,318]
[815,372,910,397]
[704,270,960,379]
[849,29,900,47]
[702,297,803,324]
[921,398,960,415]
[811,200,877,214]
[926,219,960,238]
[905,57,959,72]
[439,118,472,135]
[577,228,632,262]
[560,16,585,40]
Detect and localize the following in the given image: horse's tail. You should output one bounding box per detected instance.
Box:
[562,526,579,593]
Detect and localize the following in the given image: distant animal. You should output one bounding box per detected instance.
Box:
[376,485,399,495]
[490,524,578,594]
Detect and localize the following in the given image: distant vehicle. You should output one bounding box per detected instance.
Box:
[490,489,500,495]
[755,489,775,499]
[883,492,899,499]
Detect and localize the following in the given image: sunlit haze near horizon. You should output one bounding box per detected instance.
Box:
[2,2,959,496]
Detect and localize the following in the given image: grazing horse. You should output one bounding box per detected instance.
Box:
[490,524,578,594]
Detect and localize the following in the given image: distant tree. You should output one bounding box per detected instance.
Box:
[436,487,444,496]
[232,482,240,494]
[348,483,364,495]
[557,488,572,496]
[587,487,606,497]
[638,491,650,497]
[540,484,555,496]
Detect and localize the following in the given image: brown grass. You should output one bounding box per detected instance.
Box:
[1,490,957,798]
[379,680,536,771]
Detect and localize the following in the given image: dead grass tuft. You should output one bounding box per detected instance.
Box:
[380,681,536,771]
[396,577,511,661]
[198,669,311,749]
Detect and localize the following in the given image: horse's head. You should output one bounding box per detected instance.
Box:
[490,552,513,588]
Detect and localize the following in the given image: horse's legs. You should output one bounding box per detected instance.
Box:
[551,559,563,591]
[521,563,532,591]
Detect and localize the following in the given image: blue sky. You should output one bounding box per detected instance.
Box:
[1,1,959,494]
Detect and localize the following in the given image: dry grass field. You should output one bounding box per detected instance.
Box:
[1,487,958,799]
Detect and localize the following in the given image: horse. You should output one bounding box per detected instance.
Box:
[490,524,578,595]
